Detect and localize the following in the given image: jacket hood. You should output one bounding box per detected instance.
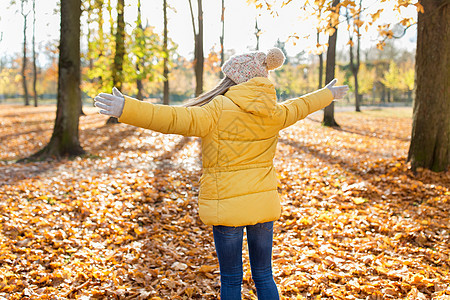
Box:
[224,77,277,117]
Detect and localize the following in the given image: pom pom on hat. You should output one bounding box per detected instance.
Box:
[221,47,285,84]
[265,48,285,70]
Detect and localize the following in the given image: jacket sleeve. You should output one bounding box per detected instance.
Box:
[278,88,333,129]
[118,96,222,137]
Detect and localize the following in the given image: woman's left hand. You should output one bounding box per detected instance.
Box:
[94,87,125,118]
[325,79,349,100]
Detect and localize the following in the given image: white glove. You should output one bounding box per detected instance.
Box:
[325,79,349,99]
[94,87,125,118]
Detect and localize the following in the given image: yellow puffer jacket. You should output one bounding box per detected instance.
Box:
[118,77,333,226]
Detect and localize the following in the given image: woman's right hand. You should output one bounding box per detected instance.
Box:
[94,87,125,118]
[325,79,349,100]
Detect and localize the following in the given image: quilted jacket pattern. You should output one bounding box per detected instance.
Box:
[118,77,333,226]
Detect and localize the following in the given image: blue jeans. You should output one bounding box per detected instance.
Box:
[213,221,279,300]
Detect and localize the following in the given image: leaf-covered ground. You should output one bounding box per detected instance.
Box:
[0,104,449,299]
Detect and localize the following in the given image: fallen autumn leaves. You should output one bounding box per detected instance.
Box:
[0,105,448,299]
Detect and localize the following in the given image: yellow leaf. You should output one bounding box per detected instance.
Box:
[354,19,364,27]
[299,217,312,226]
[415,3,424,13]
[286,219,296,226]
[352,197,366,204]
[410,274,425,285]
[185,287,195,297]
[198,265,217,273]
[372,9,382,22]
[394,233,403,240]
[325,27,336,36]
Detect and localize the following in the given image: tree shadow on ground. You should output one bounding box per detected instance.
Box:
[277,136,449,255]
[0,160,66,188]
[157,136,192,161]
[0,124,140,186]
[1,108,57,118]
[306,116,411,142]
[1,128,53,141]
[83,125,139,152]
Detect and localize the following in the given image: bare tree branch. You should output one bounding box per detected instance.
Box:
[188,0,197,37]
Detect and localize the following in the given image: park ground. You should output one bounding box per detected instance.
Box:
[0,104,449,299]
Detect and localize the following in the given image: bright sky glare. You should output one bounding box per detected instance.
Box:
[0,0,417,64]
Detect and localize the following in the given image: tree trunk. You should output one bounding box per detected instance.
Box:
[136,0,144,101]
[195,0,204,96]
[219,0,225,79]
[87,0,94,72]
[188,0,203,96]
[255,18,261,51]
[86,0,94,108]
[346,6,361,112]
[21,1,30,106]
[108,0,125,124]
[136,62,144,100]
[136,63,144,100]
[30,0,84,159]
[353,72,360,111]
[318,53,323,88]
[112,0,125,89]
[317,31,323,89]
[97,0,105,56]
[323,0,340,127]
[408,0,449,172]
[163,0,170,104]
[355,1,361,112]
[94,0,104,99]
[351,52,361,111]
[372,87,376,105]
[32,0,38,107]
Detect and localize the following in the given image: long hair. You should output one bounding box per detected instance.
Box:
[183,77,236,107]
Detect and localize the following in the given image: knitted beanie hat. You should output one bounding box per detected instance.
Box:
[222,48,285,84]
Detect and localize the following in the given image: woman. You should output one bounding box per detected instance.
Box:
[94,48,348,299]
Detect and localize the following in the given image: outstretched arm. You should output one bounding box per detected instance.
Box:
[94,88,221,137]
[278,79,348,129]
